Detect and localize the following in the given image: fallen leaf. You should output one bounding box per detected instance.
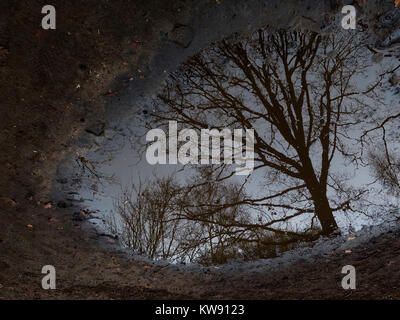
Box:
[347,236,356,241]
[0,197,16,207]
[26,224,33,228]
[344,249,352,254]
[143,265,151,269]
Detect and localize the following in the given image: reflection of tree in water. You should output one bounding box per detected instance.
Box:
[74,126,128,186]
[108,27,399,264]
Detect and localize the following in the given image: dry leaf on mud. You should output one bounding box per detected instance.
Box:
[43,202,52,209]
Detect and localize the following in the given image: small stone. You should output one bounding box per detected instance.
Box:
[85,121,105,136]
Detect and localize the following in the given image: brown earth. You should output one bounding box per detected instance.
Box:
[1,0,400,299]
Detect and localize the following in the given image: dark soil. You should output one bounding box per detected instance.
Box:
[1,0,400,299]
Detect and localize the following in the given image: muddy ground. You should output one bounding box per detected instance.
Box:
[1,0,400,299]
